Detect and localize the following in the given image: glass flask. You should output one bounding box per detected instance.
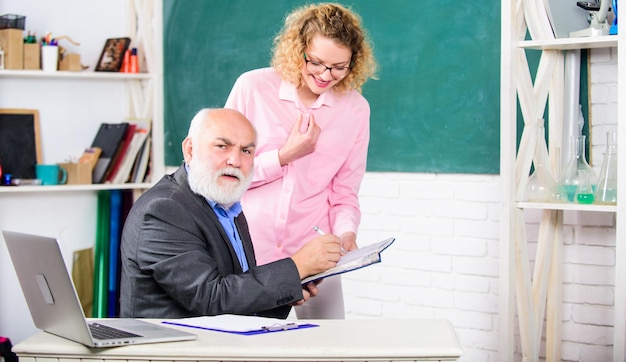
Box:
[526,120,555,202]
[575,170,595,204]
[560,135,597,202]
[595,130,618,205]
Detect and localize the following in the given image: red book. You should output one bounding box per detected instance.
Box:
[104,124,136,183]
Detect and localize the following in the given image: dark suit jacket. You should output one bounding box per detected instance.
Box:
[119,165,302,319]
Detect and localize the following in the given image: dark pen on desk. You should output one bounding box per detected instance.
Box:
[313,225,347,254]
[262,322,298,332]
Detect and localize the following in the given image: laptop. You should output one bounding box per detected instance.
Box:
[2,230,197,347]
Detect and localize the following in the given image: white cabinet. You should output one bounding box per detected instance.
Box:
[499,0,623,360]
[0,0,163,343]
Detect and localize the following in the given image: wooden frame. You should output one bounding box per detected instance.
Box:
[95,37,130,72]
[0,109,42,179]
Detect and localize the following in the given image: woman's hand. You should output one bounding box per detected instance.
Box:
[340,232,358,253]
[278,114,320,166]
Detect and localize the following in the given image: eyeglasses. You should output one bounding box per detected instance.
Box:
[304,54,352,79]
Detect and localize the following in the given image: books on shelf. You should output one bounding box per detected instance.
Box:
[91,123,129,184]
[109,120,151,184]
[130,135,151,183]
[104,124,136,183]
[89,120,152,184]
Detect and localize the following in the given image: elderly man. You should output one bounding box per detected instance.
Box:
[120,108,341,319]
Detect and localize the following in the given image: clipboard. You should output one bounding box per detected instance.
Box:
[301,237,395,284]
[162,314,318,335]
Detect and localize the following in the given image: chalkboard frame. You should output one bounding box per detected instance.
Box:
[0,109,42,179]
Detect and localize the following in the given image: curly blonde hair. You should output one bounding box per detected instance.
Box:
[271,3,377,93]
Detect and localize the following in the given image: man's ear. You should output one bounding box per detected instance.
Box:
[182,137,192,163]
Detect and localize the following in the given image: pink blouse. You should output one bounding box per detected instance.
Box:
[225,67,370,265]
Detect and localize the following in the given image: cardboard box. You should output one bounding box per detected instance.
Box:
[23,43,39,69]
[59,53,81,71]
[58,162,92,185]
[0,28,23,69]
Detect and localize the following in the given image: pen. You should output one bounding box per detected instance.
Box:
[313,225,347,253]
[262,322,298,331]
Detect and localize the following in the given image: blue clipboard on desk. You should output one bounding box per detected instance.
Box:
[162,314,318,335]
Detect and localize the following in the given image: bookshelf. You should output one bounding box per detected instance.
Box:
[0,0,163,343]
[0,70,157,193]
[499,0,623,361]
[0,2,163,190]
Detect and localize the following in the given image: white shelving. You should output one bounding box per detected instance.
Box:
[0,1,164,191]
[0,66,158,193]
[0,69,153,80]
[0,0,163,343]
[0,182,151,193]
[500,0,624,361]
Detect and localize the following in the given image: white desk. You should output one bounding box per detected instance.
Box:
[13,319,462,361]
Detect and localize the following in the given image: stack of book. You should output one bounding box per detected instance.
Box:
[90,120,152,184]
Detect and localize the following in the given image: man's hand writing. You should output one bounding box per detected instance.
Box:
[291,234,341,279]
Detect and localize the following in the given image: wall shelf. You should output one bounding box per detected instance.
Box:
[519,35,617,50]
[0,182,154,193]
[515,202,617,212]
[0,70,153,80]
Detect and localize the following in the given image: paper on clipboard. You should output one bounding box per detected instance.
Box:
[162,314,318,335]
[301,236,395,284]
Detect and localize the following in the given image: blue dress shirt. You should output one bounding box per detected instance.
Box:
[210,201,249,272]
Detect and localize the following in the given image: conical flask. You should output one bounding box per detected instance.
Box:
[575,170,595,204]
[526,119,554,202]
[595,130,618,205]
[560,135,597,202]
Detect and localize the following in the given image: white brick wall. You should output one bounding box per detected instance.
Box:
[343,47,618,362]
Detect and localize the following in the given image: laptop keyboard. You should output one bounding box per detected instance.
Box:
[89,323,142,340]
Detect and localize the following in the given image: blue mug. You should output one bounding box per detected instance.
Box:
[36,164,67,185]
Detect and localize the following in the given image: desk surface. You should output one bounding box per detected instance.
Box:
[14,319,462,362]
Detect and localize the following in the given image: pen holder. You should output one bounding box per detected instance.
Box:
[41,45,59,72]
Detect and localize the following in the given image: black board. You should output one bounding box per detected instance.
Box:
[0,109,41,179]
[163,1,501,173]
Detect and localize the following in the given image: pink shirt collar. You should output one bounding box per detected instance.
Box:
[278,80,335,110]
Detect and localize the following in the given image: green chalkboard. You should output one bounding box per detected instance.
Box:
[163,1,501,173]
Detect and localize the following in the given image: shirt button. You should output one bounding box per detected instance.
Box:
[276,243,281,248]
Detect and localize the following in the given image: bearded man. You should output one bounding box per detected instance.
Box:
[120,108,341,319]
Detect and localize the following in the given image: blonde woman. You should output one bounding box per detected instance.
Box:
[225,2,377,319]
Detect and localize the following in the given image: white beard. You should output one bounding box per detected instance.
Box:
[187,158,253,208]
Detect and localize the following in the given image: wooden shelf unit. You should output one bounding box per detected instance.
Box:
[499,1,624,361]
